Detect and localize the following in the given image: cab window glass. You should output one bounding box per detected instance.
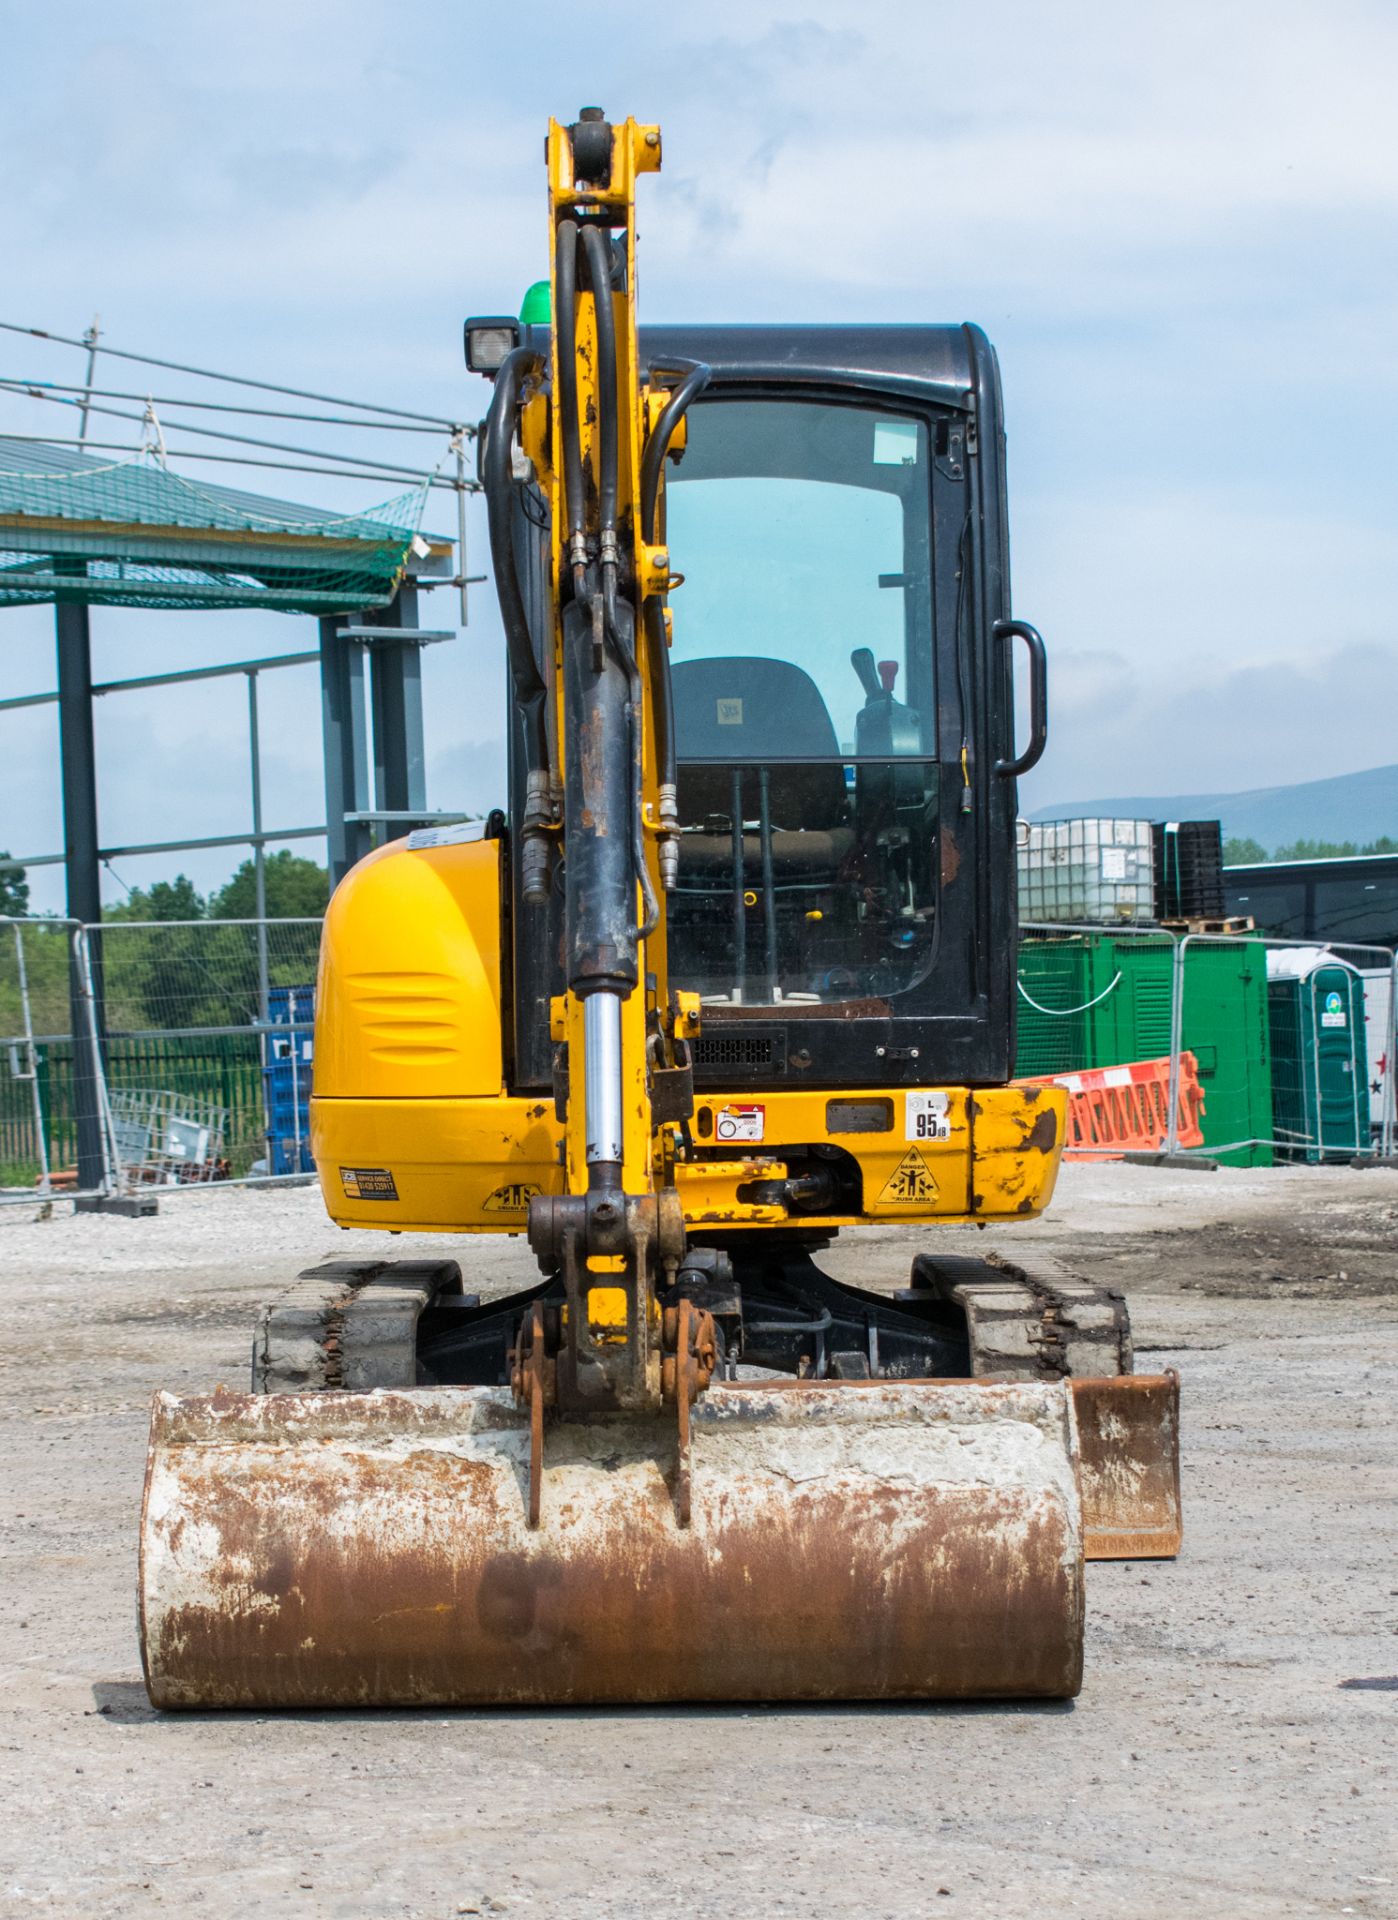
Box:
[664,399,933,759]
[662,398,939,1006]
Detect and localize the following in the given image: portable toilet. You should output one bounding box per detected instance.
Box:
[1265,949,1367,1161]
[1357,967,1395,1141]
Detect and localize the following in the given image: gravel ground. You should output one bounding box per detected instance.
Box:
[1,1162,1395,1919]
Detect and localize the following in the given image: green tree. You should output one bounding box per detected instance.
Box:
[0,857,29,917]
[1222,836,1269,865]
[1223,833,1398,865]
[210,851,329,920]
[1273,837,1357,861]
[106,874,206,923]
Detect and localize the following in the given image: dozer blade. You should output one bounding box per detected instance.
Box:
[1071,1372,1182,1560]
[139,1379,1085,1709]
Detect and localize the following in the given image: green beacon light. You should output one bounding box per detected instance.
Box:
[519,280,551,325]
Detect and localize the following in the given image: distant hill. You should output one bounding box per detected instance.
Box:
[1029,763,1398,854]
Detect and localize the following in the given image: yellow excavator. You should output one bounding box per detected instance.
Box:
[138,111,1180,1708]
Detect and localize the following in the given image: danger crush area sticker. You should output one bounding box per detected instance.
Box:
[879,1148,939,1205]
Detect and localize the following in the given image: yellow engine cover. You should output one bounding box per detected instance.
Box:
[314,831,503,1099]
[312,833,551,1231]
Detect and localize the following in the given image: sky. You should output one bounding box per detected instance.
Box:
[2,0,1396,911]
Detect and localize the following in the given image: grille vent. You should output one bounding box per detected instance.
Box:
[693,1033,775,1069]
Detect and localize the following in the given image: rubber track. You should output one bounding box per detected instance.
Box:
[253,1258,464,1393]
[908,1250,1133,1381]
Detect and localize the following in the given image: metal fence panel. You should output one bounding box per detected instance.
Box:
[0,916,116,1200]
[0,918,62,1187]
[1015,921,1396,1166]
[1170,932,1396,1164]
[93,918,322,1179]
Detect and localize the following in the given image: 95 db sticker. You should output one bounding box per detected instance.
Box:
[715,1104,765,1144]
[905,1092,951,1143]
[340,1166,399,1201]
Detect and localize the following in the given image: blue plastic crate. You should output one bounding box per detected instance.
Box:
[261,985,315,1175]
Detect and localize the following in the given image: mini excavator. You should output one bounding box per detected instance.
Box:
[139,111,1180,1709]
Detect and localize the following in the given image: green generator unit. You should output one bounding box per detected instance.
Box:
[1266,957,1367,1162]
[1016,931,1273,1165]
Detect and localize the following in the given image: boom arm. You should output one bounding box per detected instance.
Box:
[483,110,710,1424]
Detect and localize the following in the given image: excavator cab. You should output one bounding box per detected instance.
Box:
[509,324,1028,1091]
[138,112,1178,1713]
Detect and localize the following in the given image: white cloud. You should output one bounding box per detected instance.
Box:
[1023,639,1398,804]
[3,0,1397,891]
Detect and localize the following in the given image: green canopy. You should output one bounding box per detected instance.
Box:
[0,439,435,615]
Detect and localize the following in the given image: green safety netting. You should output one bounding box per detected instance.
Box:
[0,440,431,614]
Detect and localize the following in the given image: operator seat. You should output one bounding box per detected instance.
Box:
[672,656,853,878]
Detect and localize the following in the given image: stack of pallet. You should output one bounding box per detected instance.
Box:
[1152,820,1225,922]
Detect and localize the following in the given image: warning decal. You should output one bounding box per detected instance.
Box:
[483,1181,543,1213]
[340,1166,398,1201]
[878,1149,939,1206]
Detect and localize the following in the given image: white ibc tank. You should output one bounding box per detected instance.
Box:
[1018,818,1156,925]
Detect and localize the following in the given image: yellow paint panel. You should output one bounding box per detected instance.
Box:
[587,1286,629,1334]
[970,1085,1067,1219]
[312,1082,1063,1234]
[315,836,503,1100]
[311,1094,560,1232]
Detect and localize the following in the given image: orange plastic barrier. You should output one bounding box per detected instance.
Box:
[1016,1053,1205,1160]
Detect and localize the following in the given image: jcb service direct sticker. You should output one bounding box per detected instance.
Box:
[340,1165,399,1201]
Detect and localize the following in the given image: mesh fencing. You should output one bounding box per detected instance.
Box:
[1175,933,1395,1165]
[0,916,321,1195]
[0,443,428,613]
[0,917,85,1187]
[95,919,321,1178]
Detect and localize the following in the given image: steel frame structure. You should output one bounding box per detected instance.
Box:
[0,551,462,1191]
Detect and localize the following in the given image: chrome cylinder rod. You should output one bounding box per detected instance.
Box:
[583,990,625,1169]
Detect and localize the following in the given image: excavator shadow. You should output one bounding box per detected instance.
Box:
[91,1678,1076,1725]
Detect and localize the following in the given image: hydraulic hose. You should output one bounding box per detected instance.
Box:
[579,222,620,544]
[577,219,660,936]
[639,358,709,877]
[577,222,617,680]
[608,610,661,938]
[482,344,548,775]
[554,217,586,585]
[640,358,710,545]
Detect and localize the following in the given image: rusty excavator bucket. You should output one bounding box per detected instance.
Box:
[139,1379,1089,1709]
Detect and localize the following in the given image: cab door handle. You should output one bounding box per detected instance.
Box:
[993,619,1048,777]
